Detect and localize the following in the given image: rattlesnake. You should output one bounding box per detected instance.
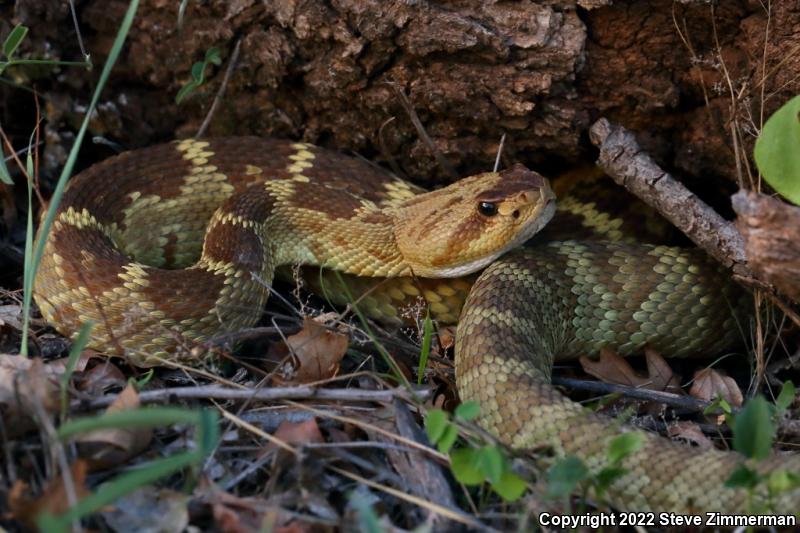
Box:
[33,137,800,514]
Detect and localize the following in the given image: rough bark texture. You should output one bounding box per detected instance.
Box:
[2,0,799,189]
[733,191,800,304]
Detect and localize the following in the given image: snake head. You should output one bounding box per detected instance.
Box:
[394,164,556,277]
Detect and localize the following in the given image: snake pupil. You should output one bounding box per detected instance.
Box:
[478,201,498,217]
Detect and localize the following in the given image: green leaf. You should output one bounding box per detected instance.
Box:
[493,470,527,502]
[775,380,796,413]
[767,469,800,495]
[130,369,154,389]
[190,60,205,82]
[546,456,589,498]
[424,409,448,445]
[175,80,199,104]
[205,46,221,66]
[0,141,11,184]
[594,466,627,495]
[733,395,775,461]
[454,400,480,421]
[703,395,732,416]
[3,25,29,59]
[607,432,642,465]
[725,464,762,489]
[60,322,93,418]
[476,446,504,484]
[437,423,459,454]
[450,448,484,485]
[754,95,800,205]
[417,310,433,385]
[349,492,382,533]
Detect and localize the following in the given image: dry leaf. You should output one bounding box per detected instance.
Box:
[579,347,681,392]
[266,419,325,455]
[274,317,348,384]
[75,383,153,470]
[0,355,61,437]
[437,326,456,351]
[0,304,23,330]
[689,368,744,407]
[76,359,127,396]
[201,487,315,533]
[643,347,682,393]
[101,487,189,533]
[7,460,91,529]
[48,350,104,375]
[667,421,714,449]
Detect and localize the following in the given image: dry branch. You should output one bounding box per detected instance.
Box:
[75,384,431,411]
[589,118,752,279]
[732,191,800,304]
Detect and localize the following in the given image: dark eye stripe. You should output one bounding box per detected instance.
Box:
[478,201,498,217]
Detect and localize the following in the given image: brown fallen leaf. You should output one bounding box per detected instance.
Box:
[76,358,127,396]
[74,383,153,470]
[667,421,714,449]
[7,460,91,529]
[264,419,325,456]
[437,326,456,352]
[48,349,104,375]
[689,367,743,407]
[272,316,349,384]
[579,347,682,393]
[0,355,61,437]
[206,490,299,533]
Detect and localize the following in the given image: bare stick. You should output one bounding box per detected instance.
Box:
[196,38,242,138]
[552,376,718,413]
[387,83,458,180]
[589,118,752,278]
[74,384,431,411]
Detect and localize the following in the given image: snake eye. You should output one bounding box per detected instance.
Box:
[478,201,498,217]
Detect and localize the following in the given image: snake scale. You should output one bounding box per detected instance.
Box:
[34,137,800,514]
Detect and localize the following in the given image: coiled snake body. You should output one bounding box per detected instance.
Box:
[34,138,800,514]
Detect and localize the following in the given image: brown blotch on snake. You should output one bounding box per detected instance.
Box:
[33,137,800,514]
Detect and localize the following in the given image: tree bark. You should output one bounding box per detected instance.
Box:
[3,0,799,188]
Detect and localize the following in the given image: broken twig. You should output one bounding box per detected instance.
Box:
[589,118,753,279]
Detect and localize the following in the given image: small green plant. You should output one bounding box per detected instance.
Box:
[0,24,90,76]
[175,47,221,104]
[545,432,643,506]
[754,94,800,205]
[20,0,140,357]
[0,24,91,185]
[725,382,800,510]
[416,311,433,385]
[425,401,527,502]
[0,141,11,184]
[59,322,94,419]
[38,407,219,532]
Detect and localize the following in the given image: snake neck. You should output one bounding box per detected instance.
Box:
[199,183,410,279]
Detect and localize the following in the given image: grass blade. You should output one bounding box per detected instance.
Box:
[417,310,433,385]
[20,0,141,355]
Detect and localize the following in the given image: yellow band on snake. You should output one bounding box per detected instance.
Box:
[33,137,800,514]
